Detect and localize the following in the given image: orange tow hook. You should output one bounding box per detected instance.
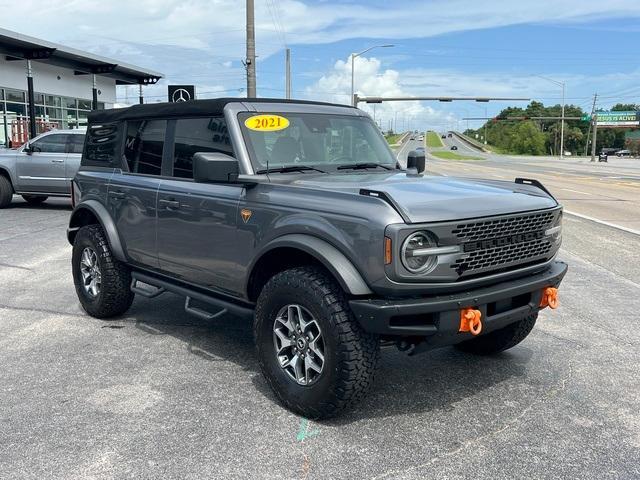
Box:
[459,308,482,336]
[539,287,559,309]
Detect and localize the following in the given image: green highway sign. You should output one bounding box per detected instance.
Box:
[581,114,591,121]
[595,110,640,128]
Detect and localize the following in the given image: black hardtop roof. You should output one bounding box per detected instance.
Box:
[88,97,355,123]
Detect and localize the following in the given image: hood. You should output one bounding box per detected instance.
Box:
[272,172,558,223]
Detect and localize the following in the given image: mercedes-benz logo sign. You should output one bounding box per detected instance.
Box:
[172,88,191,102]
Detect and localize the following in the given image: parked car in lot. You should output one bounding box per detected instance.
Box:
[616,149,631,157]
[0,129,85,208]
[68,98,567,418]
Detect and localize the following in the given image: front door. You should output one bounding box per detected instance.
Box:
[155,116,243,294]
[16,132,69,194]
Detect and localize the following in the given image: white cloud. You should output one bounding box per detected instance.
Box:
[305,56,457,131]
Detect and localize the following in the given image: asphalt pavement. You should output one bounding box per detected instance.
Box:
[1,180,639,478]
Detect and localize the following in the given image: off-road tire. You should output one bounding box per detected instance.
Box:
[455,313,538,355]
[0,175,13,208]
[254,266,379,419]
[22,194,48,205]
[72,224,134,318]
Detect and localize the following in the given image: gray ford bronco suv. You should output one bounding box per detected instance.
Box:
[68,98,567,418]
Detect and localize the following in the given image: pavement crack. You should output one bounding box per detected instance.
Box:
[0,304,85,318]
[372,369,572,479]
[0,262,34,272]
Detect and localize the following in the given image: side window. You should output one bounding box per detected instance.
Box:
[124,120,166,175]
[83,122,121,166]
[172,117,233,179]
[67,135,85,154]
[30,134,68,153]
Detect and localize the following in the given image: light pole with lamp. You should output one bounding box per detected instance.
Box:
[351,44,394,106]
[537,75,566,159]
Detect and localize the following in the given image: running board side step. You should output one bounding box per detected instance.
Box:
[130,272,254,320]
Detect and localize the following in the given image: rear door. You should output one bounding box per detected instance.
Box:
[156,116,243,293]
[107,119,167,269]
[16,132,69,194]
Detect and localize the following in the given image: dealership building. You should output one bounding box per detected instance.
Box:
[0,28,162,147]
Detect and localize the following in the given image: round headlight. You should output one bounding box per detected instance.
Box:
[401,231,438,274]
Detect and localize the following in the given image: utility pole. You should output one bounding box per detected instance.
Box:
[590,112,599,162]
[285,48,291,99]
[584,93,597,156]
[246,0,257,97]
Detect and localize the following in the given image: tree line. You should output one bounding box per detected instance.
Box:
[463,101,639,156]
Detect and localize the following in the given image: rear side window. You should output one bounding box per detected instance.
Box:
[83,123,121,167]
[172,117,233,178]
[67,134,85,154]
[124,120,166,175]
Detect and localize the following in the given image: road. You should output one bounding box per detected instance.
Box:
[1,186,639,479]
[397,133,640,233]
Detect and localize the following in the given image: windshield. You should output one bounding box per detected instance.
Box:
[238,112,397,171]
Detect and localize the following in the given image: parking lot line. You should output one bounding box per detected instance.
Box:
[564,210,640,236]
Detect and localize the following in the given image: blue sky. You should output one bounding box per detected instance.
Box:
[2,0,640,131]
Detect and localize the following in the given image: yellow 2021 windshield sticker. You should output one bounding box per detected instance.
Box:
[245,114,290,132]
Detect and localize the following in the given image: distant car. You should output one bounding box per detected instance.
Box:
[616,149,631,157]
[0,129,85,208]
[447,133,453,138]
[441,135,446,139]
[450,145,458,151]
[598,152,608,162]
[418,135,424,141]
[416,147,425,152]
[410,137,415,141]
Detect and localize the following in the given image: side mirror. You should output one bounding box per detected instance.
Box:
[193,152,240,183]
[407,150,426,174]
[24,143,33,154]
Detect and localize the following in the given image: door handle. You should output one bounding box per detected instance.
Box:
[110,191,126,199]
[159,199,180,209]
[51,159,65,163]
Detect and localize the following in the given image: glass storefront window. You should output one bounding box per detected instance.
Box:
[35,106,45,116]
[0,89,4,100]
[34,93,45,105]
[46,95,62,107]
[64,97,76,109]
[46,107,62,119]
[77,99,92,110]
[6,103,26,116]
[6,89,25,103]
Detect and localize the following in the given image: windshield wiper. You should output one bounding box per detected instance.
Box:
[255,165,326,174]
[336,162,393,171]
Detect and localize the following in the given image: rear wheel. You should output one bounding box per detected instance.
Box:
[22,194,48,205]
[0,175,13,208]
[254,266,379,419]
[455,313,538,355]
[72,224,134,318]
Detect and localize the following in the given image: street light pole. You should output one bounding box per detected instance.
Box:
[537,75,565,159]
[350,44,394,106]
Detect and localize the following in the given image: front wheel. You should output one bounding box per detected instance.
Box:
[72,225,134,318]
[254,266,379,419]
[455,313,538,355]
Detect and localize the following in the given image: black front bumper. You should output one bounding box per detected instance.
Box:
[350,261,568,343]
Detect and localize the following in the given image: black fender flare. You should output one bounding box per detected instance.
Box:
[248,233,373,296]
[67,200,127,262]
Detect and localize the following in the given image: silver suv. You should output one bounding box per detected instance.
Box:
[0,129,85,207]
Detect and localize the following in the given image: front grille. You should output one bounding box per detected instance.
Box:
[452,211,555,242]
[452,238,553,274]
[450,210,558,275]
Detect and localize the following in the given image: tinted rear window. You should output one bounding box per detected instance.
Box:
[83,122,122,167]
